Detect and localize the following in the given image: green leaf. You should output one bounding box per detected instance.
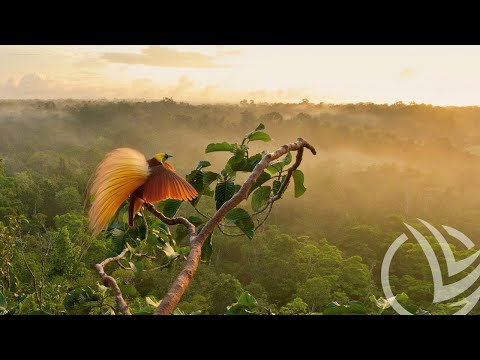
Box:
[202,171,219,186]
[292,170,306,198]
[266,152,292,174]
[248,171,271,196]
[236,292,258,308]
[227,154,247,173]
[215,177,235,210]
[251,186,271,211]
[201,232,214,263]
[157,224,173,244]
[245,153,262,171]
[161,199,183,217]
[196,160,211,170]
[248,131,271,142]
[187,170,218,206]
[255,123,265,131]
[272,179,282,195]
[119,284,138,297]
[225,208,255,240]
[225,292,258,315]
[134,259,144,274]
[111,228,127,254]
[205,142,235,153]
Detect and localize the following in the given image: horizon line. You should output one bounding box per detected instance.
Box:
[1,98,480,108]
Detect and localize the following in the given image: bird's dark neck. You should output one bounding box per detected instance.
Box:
[147,158,162,167]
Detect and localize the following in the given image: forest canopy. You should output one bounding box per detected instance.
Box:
[1,99,480,315]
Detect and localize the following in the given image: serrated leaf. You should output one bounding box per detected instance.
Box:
[292,170,306,198]
[225,208,255,240]
[251,186,271,211]
[248,171,271,196]
[202,171,219,186]
[111,228,127,254]
[161,199,183,218]
[205,142,236,153]
[248,131,271,142]
[196,160,211,170]
[188,170,218,206]
[215,178,235,210]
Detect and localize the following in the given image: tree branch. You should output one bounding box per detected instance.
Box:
[94,247,131,315]
[144,203,196,242]
[148,137,316,315]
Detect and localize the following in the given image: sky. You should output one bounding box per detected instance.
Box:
[1,45,480,105]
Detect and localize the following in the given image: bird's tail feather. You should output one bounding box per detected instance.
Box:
[88,148,149,236]
[129,195,145,226]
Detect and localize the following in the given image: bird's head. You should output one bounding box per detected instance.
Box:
[154,152,173,164]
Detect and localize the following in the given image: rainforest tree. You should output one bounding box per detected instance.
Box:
[92,124,316,315]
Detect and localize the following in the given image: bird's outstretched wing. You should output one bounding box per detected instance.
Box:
[143,164,198,203]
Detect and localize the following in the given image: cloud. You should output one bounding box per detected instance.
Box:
[400,67,415,79]
[0,73,314,104]
[0,73,52,97]
[102,46,229,68]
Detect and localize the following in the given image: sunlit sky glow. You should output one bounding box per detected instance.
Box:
[1,45,480,105]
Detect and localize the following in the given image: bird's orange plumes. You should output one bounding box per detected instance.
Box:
[88,148,149,236]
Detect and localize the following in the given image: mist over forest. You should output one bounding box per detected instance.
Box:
[2,98,480,315]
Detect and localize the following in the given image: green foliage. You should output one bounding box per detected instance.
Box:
[279,297,309,315]
[215,176,236,210]
[210,274,244,314]
[226,291,259,315]
[251,186,271,211]
[225,208,255,240]
[292,170,306,198]
[248,171,271,196]
[323,301,367,315]
[266,152,292,174]
[296,277,332,312]
[247,132,271,143]
[55,186,82,214]
[205,142,235,153]
[160,199,183,218]
[2,100,467,316]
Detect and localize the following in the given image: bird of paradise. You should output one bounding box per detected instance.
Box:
[88,148,198,236]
